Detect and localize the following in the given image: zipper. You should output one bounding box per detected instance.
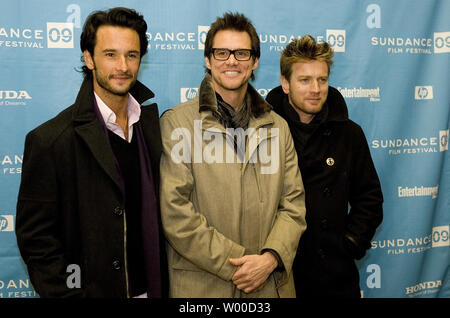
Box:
[123,212,130,298]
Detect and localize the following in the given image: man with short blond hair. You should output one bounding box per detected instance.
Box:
[266,35,383,298]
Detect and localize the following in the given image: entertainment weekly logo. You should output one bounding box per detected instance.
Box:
[337,86,380,102]
[398,184,439,199]
[169,120,280,174]
[0,23,74,49]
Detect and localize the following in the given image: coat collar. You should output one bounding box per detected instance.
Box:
[266,85,349,124]
[72,77,154,124]
[198,73,274,133]
[72,77,155,191]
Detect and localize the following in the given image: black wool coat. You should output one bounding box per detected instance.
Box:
[16,77,168,297]
[266,86,383,298]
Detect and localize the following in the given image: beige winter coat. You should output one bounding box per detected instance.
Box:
[159,74,306,297]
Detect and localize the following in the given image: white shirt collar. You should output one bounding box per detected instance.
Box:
[94,92,141,142]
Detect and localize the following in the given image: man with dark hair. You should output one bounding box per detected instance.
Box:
[266,35,383,298]
[16,7,167,298]
[159,12,306,298]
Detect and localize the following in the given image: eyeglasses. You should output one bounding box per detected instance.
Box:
[211,48,254,61]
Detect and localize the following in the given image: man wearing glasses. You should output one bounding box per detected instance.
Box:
[159,12,306,298]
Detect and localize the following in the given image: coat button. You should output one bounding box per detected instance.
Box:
[112,260,121,270]
[317,249,326,259]
[320,218,328,229]
[323,129,331,136]
[114,206,124,216]
[323,187,331,197]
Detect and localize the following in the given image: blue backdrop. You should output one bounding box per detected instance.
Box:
[0,0,448,298]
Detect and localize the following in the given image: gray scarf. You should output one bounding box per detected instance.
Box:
[215,93,252,129]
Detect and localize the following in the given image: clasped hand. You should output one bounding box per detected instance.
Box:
[229,252,278,294]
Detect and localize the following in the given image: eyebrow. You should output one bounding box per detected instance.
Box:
[296,75,328,78]
[102,49,140,54]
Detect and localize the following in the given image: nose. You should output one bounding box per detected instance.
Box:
[311,80,320,92]
[117,55,128,72]
[225,53,239,65]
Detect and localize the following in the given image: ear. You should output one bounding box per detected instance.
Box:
[280,75,290,94]
[83,50,95,71]
[205,56,212,71]
[252,57,259,70]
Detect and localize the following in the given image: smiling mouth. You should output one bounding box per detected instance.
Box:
[223,71,240,76]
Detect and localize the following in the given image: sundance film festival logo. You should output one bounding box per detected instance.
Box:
[1,153,23,174]
[146,25,209,50]
[432,225,449,248]
[414,86,433,100]
[440,130,449,152]
[371,130,449,155]
[371,225,449,256]
[0,22,73,49]
[262,29,345,52]
[326,29,346,52]
[434,31,450,53]
[0,215,14,232]
[47,22,73,48]
[170,120,280,174]
[198,25,209,50]
[371,31,450,55]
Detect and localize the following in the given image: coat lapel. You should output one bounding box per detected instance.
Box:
[74,120,122,191]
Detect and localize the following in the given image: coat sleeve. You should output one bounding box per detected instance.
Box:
[345,124,383,259]
[261,120,307,284]
[16,130,84,297]
[159,111,246,282]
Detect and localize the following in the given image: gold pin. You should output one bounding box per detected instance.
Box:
[326,158,335,166]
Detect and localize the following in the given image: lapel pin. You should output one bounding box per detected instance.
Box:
[326,157,335,166]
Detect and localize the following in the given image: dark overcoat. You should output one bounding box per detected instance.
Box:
[16,77,167,297]
[266,86,383,298]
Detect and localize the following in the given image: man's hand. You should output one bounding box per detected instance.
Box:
[229,252,278,294]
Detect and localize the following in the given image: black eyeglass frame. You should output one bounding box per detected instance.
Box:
[211,48,255,61]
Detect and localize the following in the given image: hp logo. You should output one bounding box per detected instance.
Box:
[0,215,14,232]
[180,88,199,103]
[414,86,433,100]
